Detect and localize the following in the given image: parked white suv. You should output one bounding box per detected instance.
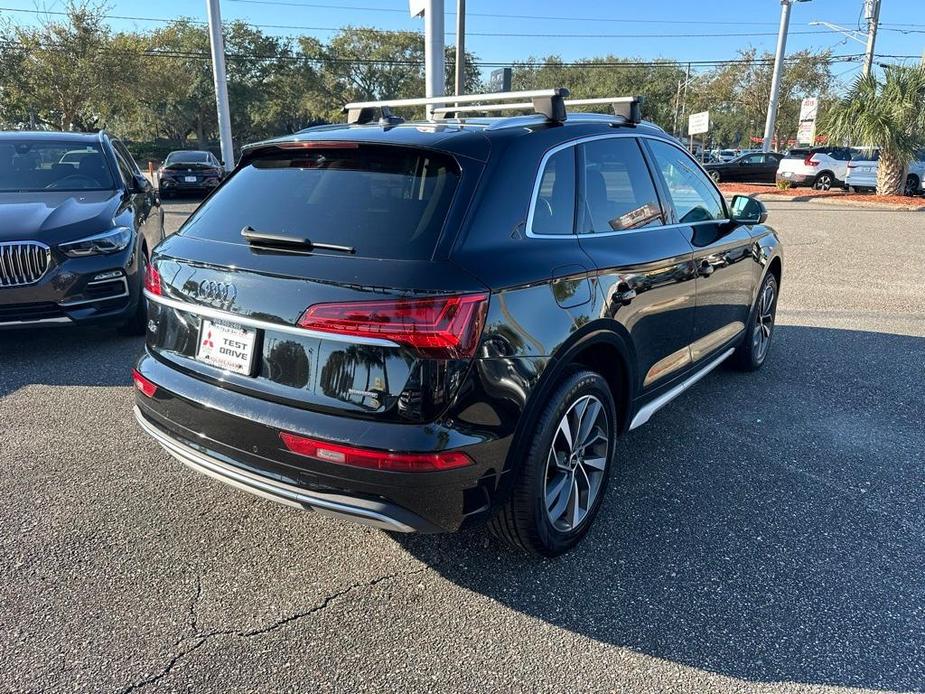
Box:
[845,149,925,196]
[776,147,853,190]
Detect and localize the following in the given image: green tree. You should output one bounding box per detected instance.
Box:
[821,66,925,196]
[0,1,127,130]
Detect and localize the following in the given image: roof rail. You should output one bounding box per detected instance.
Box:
[344,89,570,124]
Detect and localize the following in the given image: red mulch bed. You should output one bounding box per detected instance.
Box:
[718,183,924,209]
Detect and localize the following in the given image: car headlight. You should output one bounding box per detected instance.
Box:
[59,227,133,257]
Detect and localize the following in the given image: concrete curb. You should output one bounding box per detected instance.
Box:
[727,190,925,212]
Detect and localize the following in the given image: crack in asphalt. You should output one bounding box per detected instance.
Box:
[119,565,430,693]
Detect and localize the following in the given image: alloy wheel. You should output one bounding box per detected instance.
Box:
[544,395,610,532]
[710,171,721,183]
[753,280,776,362]
[813,174,833,191]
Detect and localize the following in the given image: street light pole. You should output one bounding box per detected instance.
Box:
[862,0,882,77]
[205,0,234,171]
[454,0,466,98]
[423,0,445,118]
[762,0,798,153]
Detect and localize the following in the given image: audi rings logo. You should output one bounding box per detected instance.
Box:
[196,280,237,307]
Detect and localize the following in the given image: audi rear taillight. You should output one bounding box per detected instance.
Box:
[132,369,157,398]
[279,432,474,472]
[143,262,162,295]
[297,293,489,359]
[804,155,818,166]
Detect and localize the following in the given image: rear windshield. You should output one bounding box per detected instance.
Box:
[0,141,115,192]
[180,144,459,260]
[783,149,809,159]
[851,149,879,161]
[166,151,211,164]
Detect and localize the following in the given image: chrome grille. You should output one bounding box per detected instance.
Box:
[0,241,51,288]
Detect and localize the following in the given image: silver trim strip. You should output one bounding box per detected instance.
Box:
[59,278,130,306]
[144,290,400,347]
[0,316,72,326]
[524,133,728,239]
[133,406,415,533]
[629,347,734,430]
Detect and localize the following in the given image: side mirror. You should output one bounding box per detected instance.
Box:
[130,173,150,194]
[730,194,767,225]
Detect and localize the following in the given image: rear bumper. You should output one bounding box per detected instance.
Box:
[135,405,429,532]
[133,351,509,533]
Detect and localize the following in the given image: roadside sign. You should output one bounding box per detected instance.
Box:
[489,68,512,93]
[799,97,818,122]
[797,96,818,145]
[688,111,709,136]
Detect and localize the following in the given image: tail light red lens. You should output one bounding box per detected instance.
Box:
[132,369,157,398]
[143,261,162,296]
[279,432,474,472]
[803,155,818,166]
[298,293,489,359]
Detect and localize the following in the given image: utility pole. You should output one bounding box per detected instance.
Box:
[681,62,691,142]
[206,0,234,171]
[454,0,466,98]
[423,0,445,118]
[862,0,882,77]
[763,0,803,153]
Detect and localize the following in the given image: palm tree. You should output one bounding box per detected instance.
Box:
[822,65,925,196]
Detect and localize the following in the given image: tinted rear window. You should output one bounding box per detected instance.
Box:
[851,149,879,161]
[783,149,809,159]
[180,144,459,260]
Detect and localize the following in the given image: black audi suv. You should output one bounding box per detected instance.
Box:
[0,131,164,333]
[157,150,225,198]
[134,90,782,556]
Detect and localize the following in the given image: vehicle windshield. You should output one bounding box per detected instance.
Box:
[0,141,115,192]
[165,151,211,164]
[180,144,460,260]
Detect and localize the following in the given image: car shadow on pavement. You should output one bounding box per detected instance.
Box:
[396,325,925,692]
[0,327,141,398]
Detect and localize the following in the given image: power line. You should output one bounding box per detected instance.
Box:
[0,7,883,39]
[3,39,908,70]
[225,0,882,28]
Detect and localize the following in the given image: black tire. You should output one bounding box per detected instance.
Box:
[118,249,148,336]
[731,273,778,371]
[905,174,920,197]
[812,172,834,191]
[489,370,617,557]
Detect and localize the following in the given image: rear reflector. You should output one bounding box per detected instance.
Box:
[143,262,162,296]
[132,369,157,398]
[298,293,489,359]
[279,432,474,472]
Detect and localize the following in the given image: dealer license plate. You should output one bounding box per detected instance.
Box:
[184,175,197,182]
[195,319,257,375]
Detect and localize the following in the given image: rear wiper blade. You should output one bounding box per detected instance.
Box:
[241,226,356,254]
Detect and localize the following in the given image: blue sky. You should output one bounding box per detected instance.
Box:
[1,0,923,84]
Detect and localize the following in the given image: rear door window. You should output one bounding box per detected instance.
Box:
[180,144,460,260]
[579,137,663,233]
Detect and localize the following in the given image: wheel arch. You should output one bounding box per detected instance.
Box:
[505,327,635,471]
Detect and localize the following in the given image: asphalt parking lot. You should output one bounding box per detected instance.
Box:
[1,198,923,693]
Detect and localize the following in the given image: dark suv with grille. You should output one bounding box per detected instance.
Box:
[0,131,164,332]
[133,90,782,556]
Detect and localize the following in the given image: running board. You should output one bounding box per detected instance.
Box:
[629,348,734,430]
